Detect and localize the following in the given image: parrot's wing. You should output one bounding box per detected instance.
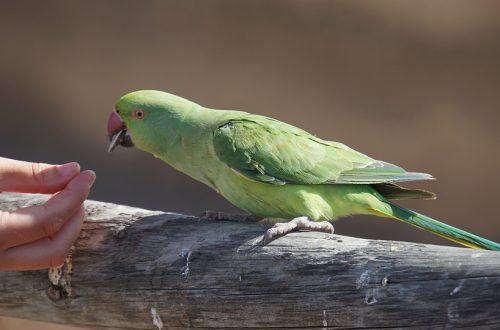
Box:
[213,117,433,185]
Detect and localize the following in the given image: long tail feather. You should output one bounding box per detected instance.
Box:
[378,201,500,250]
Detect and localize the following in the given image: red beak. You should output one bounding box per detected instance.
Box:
[107,110,126,139]
[107,110,134,152]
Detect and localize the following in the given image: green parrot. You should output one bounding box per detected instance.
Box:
[107,90,500,250]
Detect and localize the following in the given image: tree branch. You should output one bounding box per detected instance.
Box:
[1,192,499,329]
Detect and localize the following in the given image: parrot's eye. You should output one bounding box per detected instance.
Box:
[133,109,145,120]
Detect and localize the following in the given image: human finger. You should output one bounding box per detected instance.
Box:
[0,206,85,270]
[0,170,95,250]
[0,157,80,193]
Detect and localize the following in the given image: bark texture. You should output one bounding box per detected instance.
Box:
[1,192,500,329]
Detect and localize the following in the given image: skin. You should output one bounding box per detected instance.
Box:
[109,90,500,250]
[0,157,96,270]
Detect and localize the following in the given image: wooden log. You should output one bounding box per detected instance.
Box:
[0,192,500,329]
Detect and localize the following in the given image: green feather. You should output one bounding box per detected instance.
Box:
[372,183,436,200]
[213,118,433,185]
[377,202,500,250]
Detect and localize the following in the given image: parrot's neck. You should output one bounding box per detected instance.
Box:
[152,106,228,189]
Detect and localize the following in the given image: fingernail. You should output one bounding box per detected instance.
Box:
[57,162,80,177]
[86,170,96,188]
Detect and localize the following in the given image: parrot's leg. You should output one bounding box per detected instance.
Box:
[262,216,334,244]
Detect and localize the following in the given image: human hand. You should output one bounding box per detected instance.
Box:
[0,157,96,270]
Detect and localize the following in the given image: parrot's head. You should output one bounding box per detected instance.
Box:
[107,90,197,155]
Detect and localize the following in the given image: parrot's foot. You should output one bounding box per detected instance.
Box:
[199,210,261,223]
[262,216,334,245]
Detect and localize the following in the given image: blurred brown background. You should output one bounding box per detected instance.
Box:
[1,1,500,329]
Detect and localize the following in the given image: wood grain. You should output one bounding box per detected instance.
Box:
[1,192,500,329]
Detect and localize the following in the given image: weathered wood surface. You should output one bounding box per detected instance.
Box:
[1,192,500,329]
